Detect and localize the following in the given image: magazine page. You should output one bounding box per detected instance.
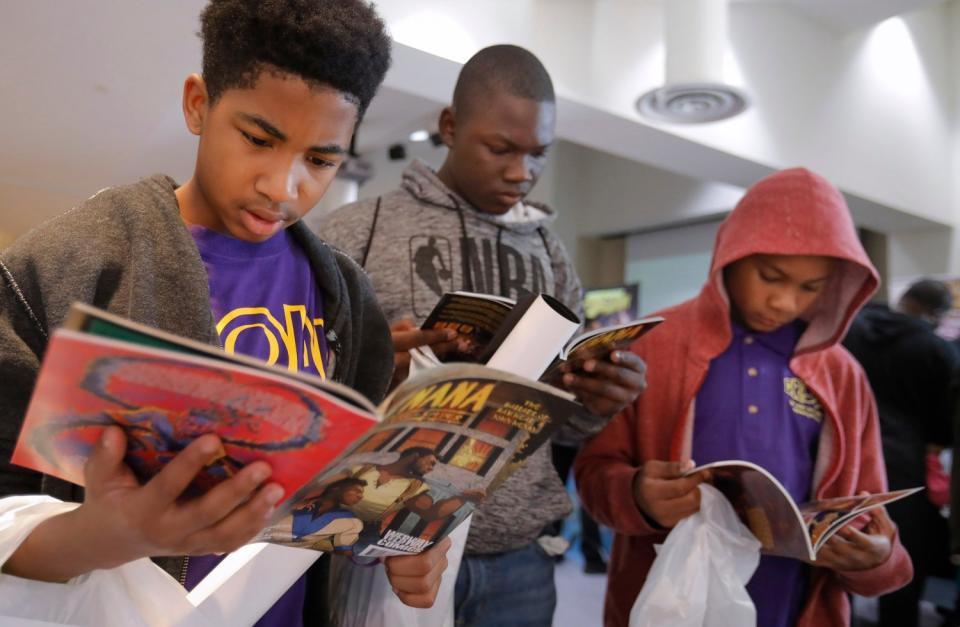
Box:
[540,316,664,385]
[64,302,375,412]
[483,294,581,380]
[802,487,923,553]
[13,329,379,502]
[260,364,580,557]
[419,292,515,363]
[688,460,813,561]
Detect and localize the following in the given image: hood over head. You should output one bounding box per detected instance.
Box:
[706,167,879,355]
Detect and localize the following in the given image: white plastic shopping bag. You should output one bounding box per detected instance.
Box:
[629,484,761,627]
[329,515,471,627]
[0,496,317,627]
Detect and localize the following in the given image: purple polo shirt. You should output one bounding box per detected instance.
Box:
[692,320,823,627]
[183,225,330,627]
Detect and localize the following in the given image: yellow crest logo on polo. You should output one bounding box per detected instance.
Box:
[783,377,822,422]
[215,305,326,379]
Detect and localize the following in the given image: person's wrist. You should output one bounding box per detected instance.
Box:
[67,502,144,571]
[3,505,136,582]
[631,469,665,530]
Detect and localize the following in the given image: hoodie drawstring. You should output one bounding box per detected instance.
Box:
[494,225,507,296]
[360,196,382,270]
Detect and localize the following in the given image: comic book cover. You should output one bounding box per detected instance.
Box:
[258,364,581,557]
[418,290,662,384]
[61,302,374,409]
[539,317,664,386]
[688,460,922,561]
[13,329,379,501]
[419,291,515,363]
[15,304,580,557]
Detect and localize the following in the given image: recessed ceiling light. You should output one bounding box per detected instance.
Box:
[409,129,430,142]
[637,0,749,124]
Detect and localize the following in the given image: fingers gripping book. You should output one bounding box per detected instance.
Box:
[417,291,664,382]
[686,460,922,561]
[13,303,586,559]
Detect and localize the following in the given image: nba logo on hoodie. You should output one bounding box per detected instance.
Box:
[410,235,455,318]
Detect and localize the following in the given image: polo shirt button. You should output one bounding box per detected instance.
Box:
[748,405,759,414]
[748,367,758,377]
[744,336,754,345]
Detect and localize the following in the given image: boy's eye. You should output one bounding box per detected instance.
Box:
[802,283,824,293]
[241,130,271,148]
[308,156,336,168]
[759,272,779,283]
[488,145,511,156]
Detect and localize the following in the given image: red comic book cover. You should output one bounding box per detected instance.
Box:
[13,330,378,500]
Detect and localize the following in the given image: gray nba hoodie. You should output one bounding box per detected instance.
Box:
[322,160,611,554]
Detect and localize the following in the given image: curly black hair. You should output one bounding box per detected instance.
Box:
[199,0,391,115]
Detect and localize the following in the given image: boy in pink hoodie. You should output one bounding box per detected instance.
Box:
[575,168,912,627]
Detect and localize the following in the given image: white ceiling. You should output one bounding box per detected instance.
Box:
[736,0,948,31]
[0,0,949,235]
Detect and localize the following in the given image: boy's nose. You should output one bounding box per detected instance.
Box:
[257,160,304,203]
[770,289,799,315]
[504,154,534,183]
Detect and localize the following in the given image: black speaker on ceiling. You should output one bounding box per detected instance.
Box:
[388,143,406,161]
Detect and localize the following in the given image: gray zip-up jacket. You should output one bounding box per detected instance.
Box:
[321,160,610,554]
[0,175,393,596]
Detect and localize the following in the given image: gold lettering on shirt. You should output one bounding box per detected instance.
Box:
[783,377,822,422]
[215,305,327,379]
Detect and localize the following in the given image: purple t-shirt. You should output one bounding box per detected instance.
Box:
[183,225,331,627]
[692,321,824,627]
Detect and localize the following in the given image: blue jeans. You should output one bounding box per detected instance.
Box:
[454,542,556,627]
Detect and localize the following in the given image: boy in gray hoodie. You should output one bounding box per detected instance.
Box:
[322,44,647,626]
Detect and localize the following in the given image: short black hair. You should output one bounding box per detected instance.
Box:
[199,0,391,115]
[398,446,436,459]
[452,45,555,120]
[903,279,953,316]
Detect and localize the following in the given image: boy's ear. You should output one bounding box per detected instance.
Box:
[181,74,210,136]
[437,107,456,149]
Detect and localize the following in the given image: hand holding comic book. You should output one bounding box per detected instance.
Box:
[415,291,659,416]
[632,459,711,528]
[13,302,586,561]
[681,460,920,562]
[389,319,459,389]
[804,491,896,571]
[417,291,662,379]
[4,428,282,583]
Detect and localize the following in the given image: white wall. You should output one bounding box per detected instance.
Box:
[373,0,957,230]
[550,142,742,237]
[624,220,721,315]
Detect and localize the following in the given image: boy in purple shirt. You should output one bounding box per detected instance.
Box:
[0,0,451,623]
[577,169,912,627]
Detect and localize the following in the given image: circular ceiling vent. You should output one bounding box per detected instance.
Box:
[637,83,748,124]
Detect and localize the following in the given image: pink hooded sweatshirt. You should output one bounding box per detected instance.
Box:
[575,168,912,627]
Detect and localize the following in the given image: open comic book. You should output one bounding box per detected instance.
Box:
[416,291,664,382]
[686,460,922,561]
[13,303,583,559]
